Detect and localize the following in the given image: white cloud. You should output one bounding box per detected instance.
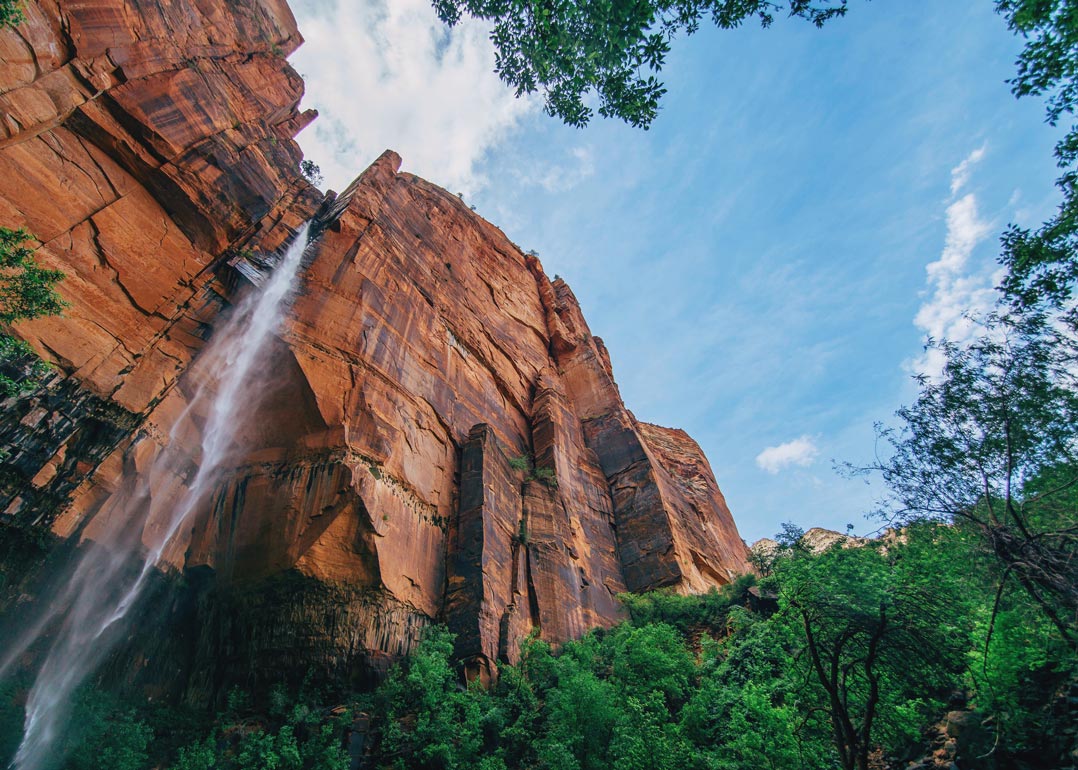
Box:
[909,146,1001,378]
[289,0,537,195]
[513,146,596,193]
[949,143,986,196]
[756,436,819,474]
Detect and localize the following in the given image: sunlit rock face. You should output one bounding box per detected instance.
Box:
[0,0,749,699]
[218,151,750,684]
[0,0,320,529]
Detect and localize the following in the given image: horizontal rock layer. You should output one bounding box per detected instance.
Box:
[0,0,749,698]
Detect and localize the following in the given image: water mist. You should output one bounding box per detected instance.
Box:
[1,224,311,770]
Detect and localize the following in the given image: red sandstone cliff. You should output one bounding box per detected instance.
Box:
[0,0,749,695]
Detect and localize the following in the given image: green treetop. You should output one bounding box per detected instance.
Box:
[432,0,847,129]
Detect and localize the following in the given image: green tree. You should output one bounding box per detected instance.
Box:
[373,626,488,769]
[970,581,1078,760]
[60,691,152,770]
[609,623,694,707]
[0,227,66,397]
[864,309,1078,650]
[608,692,685,770]
[539,669,620,770]
[680,608,831,770]
[432,0,846,128]
[774,531,971,770]
[618,576,756,635]
[171,737,217,770]
[996,0,1078,307]
[166,684,348,770]
[233,726,302,770]
[300,160,323,187]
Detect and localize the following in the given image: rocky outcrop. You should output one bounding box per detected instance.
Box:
[0,0,320,534]
[750,527,906,565]
[174,151,747,687]
[751,528,868,559]
[0,0,749,700]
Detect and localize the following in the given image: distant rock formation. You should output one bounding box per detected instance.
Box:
[750,527,907,571]
[0,0,748,698]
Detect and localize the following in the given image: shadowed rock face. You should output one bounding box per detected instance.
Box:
[0,0,749,699]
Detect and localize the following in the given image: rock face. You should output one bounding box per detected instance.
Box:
[0,0,749,698]
[0,0,320,531]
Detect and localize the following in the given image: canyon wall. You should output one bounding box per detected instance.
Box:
[0,0,748,698]
[0,0,319,531]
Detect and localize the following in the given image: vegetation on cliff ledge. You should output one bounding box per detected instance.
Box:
[0,227,65,398]
[0,0,22,28]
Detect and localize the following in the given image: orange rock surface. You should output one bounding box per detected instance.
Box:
[0,0,749,695]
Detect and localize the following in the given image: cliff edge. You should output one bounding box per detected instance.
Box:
[0,0,749,697]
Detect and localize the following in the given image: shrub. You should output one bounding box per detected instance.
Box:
[0,0,22,27]
[0,227,66,397]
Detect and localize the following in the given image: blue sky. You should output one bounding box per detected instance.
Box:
[289,0,1063,544]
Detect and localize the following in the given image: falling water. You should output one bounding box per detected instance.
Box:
[2,223,311,770]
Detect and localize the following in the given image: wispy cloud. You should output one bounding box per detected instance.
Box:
[949,143,986,196]
[289,0,536,194]
[910,146,1000,378]
[756,436,819,474]
[513,146,597,193]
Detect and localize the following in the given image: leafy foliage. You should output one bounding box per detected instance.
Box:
[190,685,350,770]
[863,309,1078,650]
[508,452,559,488]
[0,681,349,770]
[0,228,66,326]
[300,160,324,187]
[66,704,152,770]
[4,524,1073,769]
[0,227,66,398]
[432,0,847,128]
[0,0,22,27]
[353,538,995,770]
[373,626,488,769]
[0,334,51,399]
[775,527,972,770]
[0,685,152,770]
[970,588,1077,759]
[619,574,756,633]
[995,0,1078,306]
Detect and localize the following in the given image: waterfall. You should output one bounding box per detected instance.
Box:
[2,223,311,770]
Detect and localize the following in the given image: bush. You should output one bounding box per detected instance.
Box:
[0,0,22,27]
[0,227,66,397]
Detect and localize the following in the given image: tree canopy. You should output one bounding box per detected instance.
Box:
[983,0,1078,306]
[850,286,1078,655]
[432,0,847,128]
[10,521,1070,769]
